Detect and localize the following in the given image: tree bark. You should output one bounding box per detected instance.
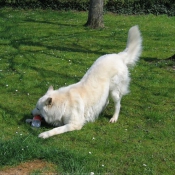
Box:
[85,0,104,29]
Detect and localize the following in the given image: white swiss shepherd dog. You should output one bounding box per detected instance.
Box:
[32,25,142,139]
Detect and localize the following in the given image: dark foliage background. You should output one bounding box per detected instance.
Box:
[0,0,174,15]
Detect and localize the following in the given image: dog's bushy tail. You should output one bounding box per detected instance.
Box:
[123,25,142,67]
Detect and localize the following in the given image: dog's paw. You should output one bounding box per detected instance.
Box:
[109,117,118,123]
[38,131,50,139]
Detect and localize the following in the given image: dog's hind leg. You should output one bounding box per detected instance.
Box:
[109,91,121,123]
[38,123,82,139]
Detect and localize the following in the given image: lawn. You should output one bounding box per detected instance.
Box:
[0,8,175,174]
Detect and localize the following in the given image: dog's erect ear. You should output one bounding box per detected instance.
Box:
[45,97,52,106]
[47,86,54,93]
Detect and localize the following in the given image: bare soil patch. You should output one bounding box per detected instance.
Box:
[0,159,57,175]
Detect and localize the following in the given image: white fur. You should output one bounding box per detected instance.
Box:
[32,26,142,139]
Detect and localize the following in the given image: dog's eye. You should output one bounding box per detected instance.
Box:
[37,108,40,111]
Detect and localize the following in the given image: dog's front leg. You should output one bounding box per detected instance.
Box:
[38,123,82,139]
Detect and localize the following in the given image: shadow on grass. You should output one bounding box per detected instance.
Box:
[23,18,78,27]
[142,54,175,62]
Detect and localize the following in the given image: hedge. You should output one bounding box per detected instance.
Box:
[0,0,175,16]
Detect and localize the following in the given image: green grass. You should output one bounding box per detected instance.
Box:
[0,8,175,174]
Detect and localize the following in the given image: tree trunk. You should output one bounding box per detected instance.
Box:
[85,0,104,29]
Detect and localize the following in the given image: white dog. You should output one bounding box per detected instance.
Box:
[32,25,142,139]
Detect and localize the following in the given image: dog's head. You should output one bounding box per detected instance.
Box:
[31,86,54,122]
